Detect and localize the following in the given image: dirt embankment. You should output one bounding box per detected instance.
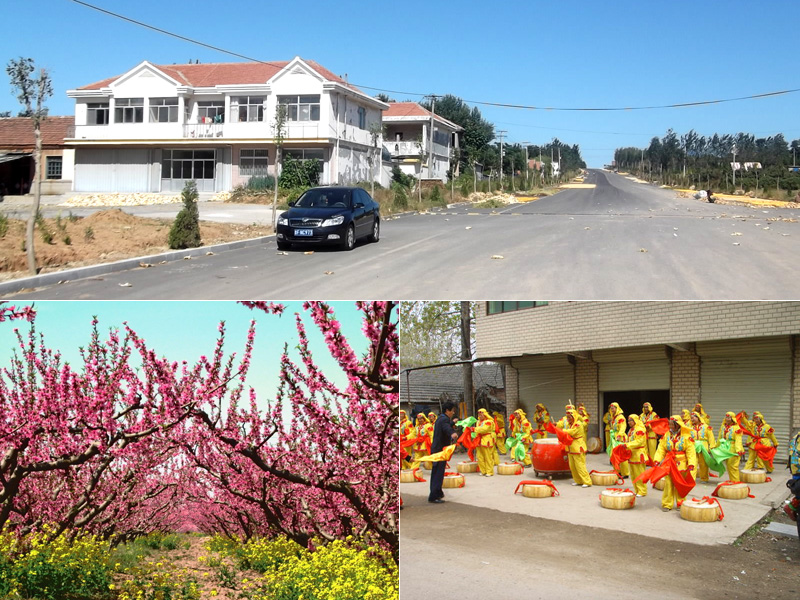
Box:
[0,209,271,282]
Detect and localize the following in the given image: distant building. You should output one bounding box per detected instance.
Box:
[0,116,74,196]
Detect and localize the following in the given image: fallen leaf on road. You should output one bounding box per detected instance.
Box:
[206,251,215,256]
[639,248,648,253]
[183,256,191,260]
[673,227,678,231]
[763,227,770,230]
[584,227,591,230]
[782,234,790,237]
[465,226,472,230]
[159,261,167,264]
[139,262,153,268]
[324,271,334,275]
[733,242,740,246]
[119,282,132,287]
[304,251,314,255]
[276,251,289,256]
[731,232,742,236]
[673,233,678,237]
[57,280,67,285]
[491,255,504,260]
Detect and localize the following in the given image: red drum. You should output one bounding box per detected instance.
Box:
[531,438,570,477]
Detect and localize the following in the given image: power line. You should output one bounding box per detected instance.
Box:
[69,0,800,113]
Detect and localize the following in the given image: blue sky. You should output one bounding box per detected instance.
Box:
[0,301,370,405]
[3,0,799,167]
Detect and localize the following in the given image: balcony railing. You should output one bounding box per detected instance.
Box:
[184,123,224,138]
[384,140,450,157]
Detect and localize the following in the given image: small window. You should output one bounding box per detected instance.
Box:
[357,107,366,130]
[46,156,63,180]
[231,96,264,122]
[486,301,548,315]
[197,101,225,123]
[87,103,109,125]
[278,95,321,122]
[114,98,144,123]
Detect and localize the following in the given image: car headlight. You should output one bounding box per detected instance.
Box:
[278,216,288,226]
[321,215,345,227]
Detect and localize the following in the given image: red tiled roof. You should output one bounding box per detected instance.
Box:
[0,116,75,151]
[79,59,363,94]
[384,102,461,130]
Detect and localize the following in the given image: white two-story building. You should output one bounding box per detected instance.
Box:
[382,102,461,183]
[66,57,388,193]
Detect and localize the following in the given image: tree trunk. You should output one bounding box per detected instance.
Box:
[271,147,281,229]
[26,125,42,274]
[460,301,473,417]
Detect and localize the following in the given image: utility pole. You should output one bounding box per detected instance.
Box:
[732,143,737,189]
[497,130,507,190]
[521,142,530,189]
[428,95,437,180]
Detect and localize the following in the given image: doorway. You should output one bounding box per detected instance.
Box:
[602,390,670,424]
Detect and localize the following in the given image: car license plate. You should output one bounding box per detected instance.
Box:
[294,229,313,237]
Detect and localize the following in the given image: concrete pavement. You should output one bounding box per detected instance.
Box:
[400,451,791,546]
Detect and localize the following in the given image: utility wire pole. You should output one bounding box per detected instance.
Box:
[427,94,437,180]
[497,130,507,189]
[521,142,530,189]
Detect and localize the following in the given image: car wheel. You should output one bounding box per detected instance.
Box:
[368,218,380,243]
[342,224,355,251]
[277,240,291,251]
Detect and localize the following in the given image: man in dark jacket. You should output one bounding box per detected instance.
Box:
[428,401,459,503]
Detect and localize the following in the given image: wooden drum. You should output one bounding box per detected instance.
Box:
[654,478,666,491]
[442,473,465,488]
[599,488,635,510]
[420,461,433,470]
[522,482,555,498]
[680,497,722,522]
[400,469,418,483]
[590,471,619,486]
[498,462,524,476]
[586,437,602,454]
[457,461,479,473]
[741,469,766,484]
[716,483,750,500]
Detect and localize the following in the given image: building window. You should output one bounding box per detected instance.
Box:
[114,98,144,123]
[240,149,268,177]
[198,101,225,123]
[46,156,63,180]
[278,95,320,121]
[284,148,324,162]
[161,149,215,180]
[149,97,179,123]
[486,301,548,315]
[231,96,264,122]
[357,106,366,129]
[87,103,109,125]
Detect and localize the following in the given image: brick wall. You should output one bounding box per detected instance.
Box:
[670,345,700,415]
[793,336,800,432]
[574,356,599,438]
[505,364,519,413]
[476,302,800,359]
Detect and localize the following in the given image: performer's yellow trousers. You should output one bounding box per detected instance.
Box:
[744,449,772,473]
[476,446,495,476]
[629,461,647,496]
[660,474,688,510]
[697,451,710,481]
[726,455,741,481]
[568,453,592,486]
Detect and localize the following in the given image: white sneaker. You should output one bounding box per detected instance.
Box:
[571,482,579,486]
[581,484,590,488]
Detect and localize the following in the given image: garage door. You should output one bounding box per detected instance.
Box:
[75,148,150,192]
[513,354,574,417]
[596,346,670,391]
[698,337,791,455]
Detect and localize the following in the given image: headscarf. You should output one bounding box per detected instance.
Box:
[642,402,653,412]
[690,411,703,425]
[669,414,692,436]
[416,413,430,426]
[628,413,645,435]
[608,402,623,419]
[681,408,692,423]
[428,411,437,423]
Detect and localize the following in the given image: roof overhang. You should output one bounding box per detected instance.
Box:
[0,153,30,164]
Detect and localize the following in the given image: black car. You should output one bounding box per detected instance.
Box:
[276,186,380,251]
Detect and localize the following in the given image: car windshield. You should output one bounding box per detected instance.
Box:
[295,189,351,209]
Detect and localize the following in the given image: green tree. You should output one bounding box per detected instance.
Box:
[271,104,287,229]
[399,301,475,368]
[6,57,53,275]
[167,180,201,249]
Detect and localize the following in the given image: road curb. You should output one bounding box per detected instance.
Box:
[0,235,274,297]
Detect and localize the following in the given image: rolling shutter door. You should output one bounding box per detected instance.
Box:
[75,149,150,192]
[698,337,791,457]
[513,355,574,416]
[595,346,670,391]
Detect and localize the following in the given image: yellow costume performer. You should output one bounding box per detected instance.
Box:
[510,408,534,466]
[607,402,629,477]
[474,408,497,476]
[493,411,508,455]
[533,404,550,439]
[576,403,590,442]
[718,412,744,482]
[602,410,611,450]
[564,408,592,487]
[410,413,434,469]
[693,402,711,425]
[640,402,660,458]
[626,414,649,496]
[399,409,415,469]
[744,411,778,473]
[690,411,715,482]
[652,415,697,511]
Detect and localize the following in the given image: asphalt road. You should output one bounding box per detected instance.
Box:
[4,170,800,299]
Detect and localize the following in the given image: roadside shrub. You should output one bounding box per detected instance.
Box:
[0,213,8,238]
[392,184,408,210]
[279,157,321,189]
[390,166,415,188]
[428,185,444,206]
[246,176,275,191]
[0,525,113,600]
[35,212,53,245]
[168,180,202,249]
[84,226,94,242]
